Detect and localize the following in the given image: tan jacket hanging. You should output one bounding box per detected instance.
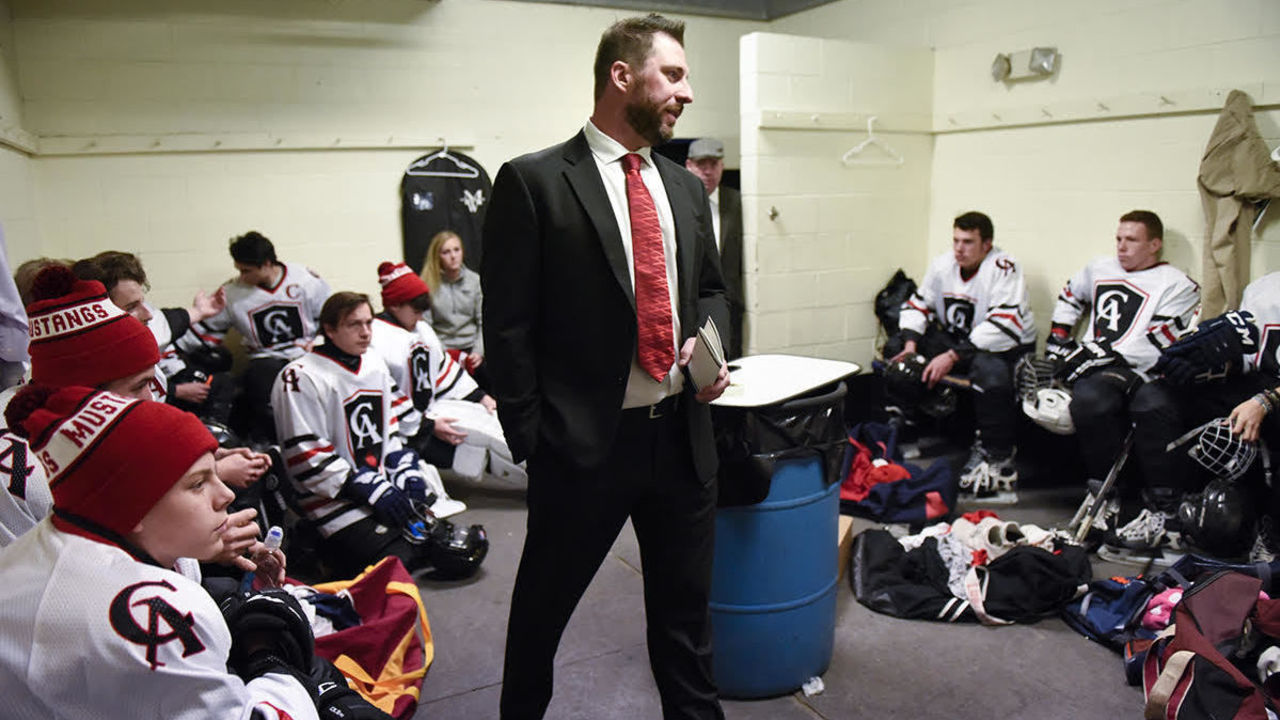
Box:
[1198,89,1280,315]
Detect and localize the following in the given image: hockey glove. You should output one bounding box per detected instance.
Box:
[1044,335,1078,365]
[1054,340,1120,384]
[219,589,315,681]
[1152,310,1258,385]
[312,657,394,720]
[344,467,415,529]
[384,448,435,506]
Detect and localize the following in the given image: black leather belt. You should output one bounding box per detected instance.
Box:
[624,393,681,420]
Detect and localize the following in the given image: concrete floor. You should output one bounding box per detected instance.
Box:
[410,477,1146,719]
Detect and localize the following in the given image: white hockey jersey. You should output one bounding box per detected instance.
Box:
[191,262,331,361]
[900,247,1037,353]
[1242,271,1280,378]
[272,349,429,537]
[0,519,317,720]
[1051,257,1200,375]
[367,316,479,413]
[0,388,51,548]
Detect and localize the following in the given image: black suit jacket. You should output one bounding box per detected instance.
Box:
[481,130,729,480]
[718,185,744,358]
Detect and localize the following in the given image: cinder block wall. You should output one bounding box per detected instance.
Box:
[777,0,1280,339]
[2,0,763,306]
[740,33,933,367]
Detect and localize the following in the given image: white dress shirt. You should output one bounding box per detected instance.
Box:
[583,121,684,407]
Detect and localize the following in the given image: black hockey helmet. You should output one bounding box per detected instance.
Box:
[1178,479,1255,558]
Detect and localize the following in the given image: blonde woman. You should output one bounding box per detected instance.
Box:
[420,230,489,389]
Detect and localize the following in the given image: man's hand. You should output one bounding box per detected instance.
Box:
[188,286,226,325]
[214,508,261,572]
[888,340,918,365]
[173,381,211,404]
[921,350,958,388]
[465,353,484,372]
[244,540,287,588]
[1229,394,1270,443]
[432,417,469,445]
[678,337,730,403]
[215,447,271,490]
[480,394,498,413]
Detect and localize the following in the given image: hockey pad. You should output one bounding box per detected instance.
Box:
[220,589,315,680]
[344,467,414,529]
[312,657,394,720]
[1152,310,1258,385]
[1054,340,1120,384]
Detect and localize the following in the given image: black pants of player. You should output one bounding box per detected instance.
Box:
[238,357,289,444]
[500,401,723,720]
[323,515,424,580]
[168,369,236,427]
[884,329,1029,454]
[1131,375,1280,497]
[1069,365,1143,480]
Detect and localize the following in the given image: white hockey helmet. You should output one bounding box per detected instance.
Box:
[1022,388,1075,435]
[1015,355,1075,435]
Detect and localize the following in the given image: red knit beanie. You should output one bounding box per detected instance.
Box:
[25,265,160,387]
[8,385,217,538]
[378,261,431,307]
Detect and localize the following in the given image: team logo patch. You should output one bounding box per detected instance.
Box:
[412,191,434,211]
[344,391,385,469]
[1092,281,1148,344]
[942,296,976,334]
[461,188,485,214]
[109,580,206,671]
[409,345,434,410]
[0,434,35,501]
[250,304,305,348]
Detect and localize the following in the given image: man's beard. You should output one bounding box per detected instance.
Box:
[625,95,677,146]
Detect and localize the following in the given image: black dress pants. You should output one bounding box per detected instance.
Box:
[500,400,723,720]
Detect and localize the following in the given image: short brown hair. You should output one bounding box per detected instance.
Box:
[75,250,149,293]
[1120,210,1163,240]
[14,257,73,306]
[592,14,685,103]
[320,291,370,333]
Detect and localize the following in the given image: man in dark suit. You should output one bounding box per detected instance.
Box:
[685,138,744,359]
[481,13,731,720]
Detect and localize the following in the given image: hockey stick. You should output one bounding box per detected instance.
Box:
[1071,427,1135,544]
[871,358,985,394]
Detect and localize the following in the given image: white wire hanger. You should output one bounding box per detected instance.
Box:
[841,117,904,167]
[406,137,480,178]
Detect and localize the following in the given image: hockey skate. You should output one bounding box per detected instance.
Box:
[957,440,1018,505]
[1065,478,1121,550]
[1250,516,1280,564]
[1098,507,1185,568]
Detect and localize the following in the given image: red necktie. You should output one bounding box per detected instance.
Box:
[622,153,674,382]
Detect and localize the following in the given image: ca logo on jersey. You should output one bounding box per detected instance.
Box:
[1093,282,1148,344]
[344,392,384,469]
[250,304,305,348]
[409,346,434,410]
[942,297,976,334]
[109,580,205,671]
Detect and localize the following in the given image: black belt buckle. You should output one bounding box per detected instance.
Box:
[648,394,678,419]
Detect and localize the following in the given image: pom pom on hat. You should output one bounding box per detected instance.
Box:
[25,266,159,388]
[378,261,431,307]
[12,384,217,538]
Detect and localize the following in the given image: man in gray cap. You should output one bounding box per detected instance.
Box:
[686,138,744,358]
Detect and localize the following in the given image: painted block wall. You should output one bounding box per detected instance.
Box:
[5,0,764,307]
[777,0,1280,338]
[741,33,933,367]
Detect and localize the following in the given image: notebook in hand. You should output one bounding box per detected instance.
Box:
[687,317,725,391]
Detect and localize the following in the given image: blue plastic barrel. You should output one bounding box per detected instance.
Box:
[710,453,839,698]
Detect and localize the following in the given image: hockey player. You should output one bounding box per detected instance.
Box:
[189,231,332,442]
[0,384,319,720]
[1047,210,1200,549]
[0,266,265,564]
[886,211,1036,503]
[1104,271,1280,562]
[73,250,234,423]
[368,262,524,489]
[272,291,476,579]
